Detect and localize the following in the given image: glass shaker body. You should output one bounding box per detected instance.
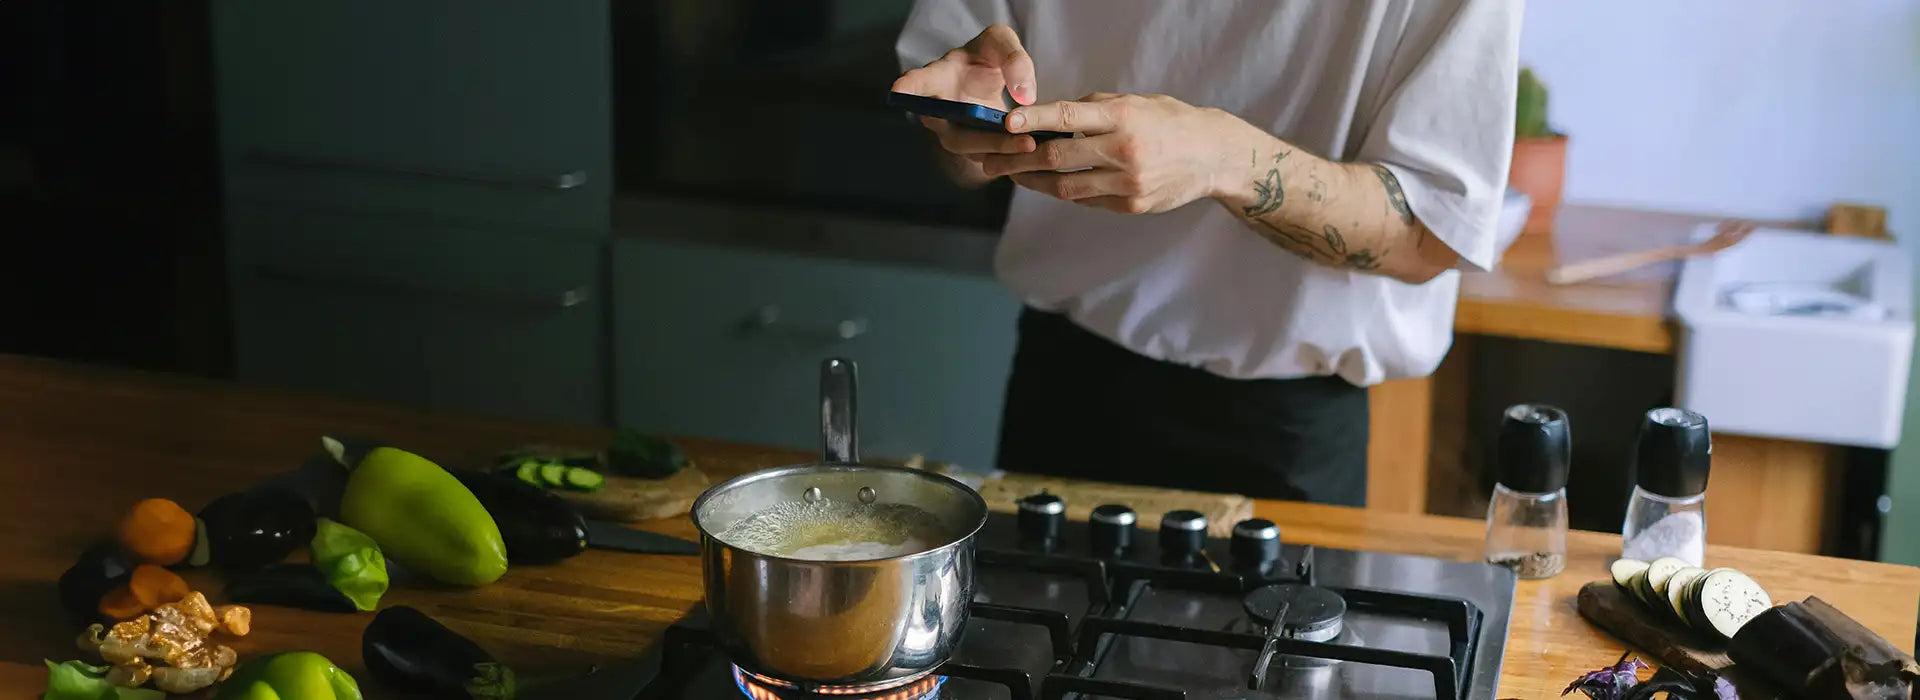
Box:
[1621,407,1712,567]
[1484,483,1569,579]
[1621,487,1705,566]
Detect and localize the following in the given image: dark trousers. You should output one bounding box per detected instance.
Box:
[995,309,1369,506]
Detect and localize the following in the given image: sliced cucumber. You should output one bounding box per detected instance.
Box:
[1665,567,1706,624]
[563,467,605,491]
[1646,557,1688,598]
[538,462,570,488]
[1611,559,1649,592]
[1696,569,1772,639]
[514,460,545,487]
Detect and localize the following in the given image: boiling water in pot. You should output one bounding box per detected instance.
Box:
[715,498,947,561]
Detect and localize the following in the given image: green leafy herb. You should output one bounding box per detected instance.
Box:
[311,518,389,611]
[43,660,164,700]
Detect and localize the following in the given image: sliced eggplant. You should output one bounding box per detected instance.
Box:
[1625,569,1655,609]
[1611,559,1649,592]
[1646,557,1687,597]
[1696,569,1772,639]
[1664,567,1706,624]
[1685,568,1728,635]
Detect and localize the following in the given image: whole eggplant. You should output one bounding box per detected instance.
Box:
[363,605,515,699]
[453,470,587,565]
[197,487,316,571]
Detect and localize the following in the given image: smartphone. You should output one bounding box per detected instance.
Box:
[886,91,1073,141]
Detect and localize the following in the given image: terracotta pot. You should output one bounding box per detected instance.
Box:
[1509,135,1567,235]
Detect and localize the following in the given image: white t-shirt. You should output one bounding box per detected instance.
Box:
[897,0,1520,385]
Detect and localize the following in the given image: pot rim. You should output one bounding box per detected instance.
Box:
[691,463,989,564]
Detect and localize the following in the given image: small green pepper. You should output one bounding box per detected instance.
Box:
[214,651,362,700]
[311,518,387,611]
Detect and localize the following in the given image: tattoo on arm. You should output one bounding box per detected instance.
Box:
[1307,173,1326,203]
[1253,222,1386,271]
[1371,165,1415,224]
[1241,150,1289,217]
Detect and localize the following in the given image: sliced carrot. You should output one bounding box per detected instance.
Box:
[98,584,146,620]
[128,563,190,608]
[118,498,196,565]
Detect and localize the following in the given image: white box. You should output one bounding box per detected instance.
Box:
[1672,226,1913,448]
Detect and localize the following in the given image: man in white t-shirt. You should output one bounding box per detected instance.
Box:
[894,1,1520,505]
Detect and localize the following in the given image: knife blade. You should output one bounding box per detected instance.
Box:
[583,520,701,556]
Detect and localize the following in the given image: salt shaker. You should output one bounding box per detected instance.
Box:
[1621,407,1711,566]
[1484,403,1571,579]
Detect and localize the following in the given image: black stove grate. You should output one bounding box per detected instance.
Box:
[631,515,1499,700]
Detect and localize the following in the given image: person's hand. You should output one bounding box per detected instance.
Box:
[980,93,1246,214]
[891,24,1041,161]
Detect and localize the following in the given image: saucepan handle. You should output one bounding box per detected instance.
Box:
[820,358,859,464]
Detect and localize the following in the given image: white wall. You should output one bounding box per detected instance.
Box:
[1518,1,1920,230]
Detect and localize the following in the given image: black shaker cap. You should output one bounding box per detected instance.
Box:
[1634,407,1711,498]
[1496,403,1571,494]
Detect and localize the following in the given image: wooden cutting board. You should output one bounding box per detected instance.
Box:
[972,472,1254,538]
[1576,581,1778,698]
[558,467,710,522]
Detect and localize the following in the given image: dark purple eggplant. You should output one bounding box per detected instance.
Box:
[58,541,136,624]
[453,470,586,565]
[363,605,515,699]
[197,487,316,571]
[225,564,358,613]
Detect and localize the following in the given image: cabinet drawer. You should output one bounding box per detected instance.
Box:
[229,206,606,423]
[613,237,1019,467]
[211,0,610,232]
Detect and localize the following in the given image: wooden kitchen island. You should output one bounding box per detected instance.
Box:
[1,355,1915,697]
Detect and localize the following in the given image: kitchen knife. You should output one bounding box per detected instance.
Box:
[583,519,701,556]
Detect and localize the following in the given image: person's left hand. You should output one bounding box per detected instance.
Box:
[978,93,1244,214]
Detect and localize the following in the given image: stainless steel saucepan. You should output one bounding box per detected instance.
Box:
[689,358,988,692]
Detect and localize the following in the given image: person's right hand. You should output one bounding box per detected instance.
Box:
[891,24,1040,160]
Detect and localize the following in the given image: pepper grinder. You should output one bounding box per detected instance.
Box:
[1621,407,1711,567]
[1483,403,1571,579]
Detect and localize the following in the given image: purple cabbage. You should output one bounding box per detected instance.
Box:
[1562,653,1652,700]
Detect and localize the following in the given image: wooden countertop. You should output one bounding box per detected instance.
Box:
[2,354,1915,696]
[1457,205,1761,354]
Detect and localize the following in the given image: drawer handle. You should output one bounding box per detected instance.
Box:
[749,305,867,341]
[245,152,587,191]
[252,265,591,311]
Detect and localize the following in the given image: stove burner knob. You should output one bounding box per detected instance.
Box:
[1159,509,1208,565]
[1016,492,1066,549]
[1088,504,1137,557]
[1230,518,1282,575]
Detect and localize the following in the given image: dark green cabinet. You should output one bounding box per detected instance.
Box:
[211,0,611,233]
[227,206,607,423]
[612,237,1020,468]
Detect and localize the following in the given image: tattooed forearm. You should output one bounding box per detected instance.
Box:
[1371,165,1415,224]
[1240,150,1288,218]
[1214,119,1455,283]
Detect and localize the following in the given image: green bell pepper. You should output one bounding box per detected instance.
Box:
[214,652,362,700]
[328,438,507,587]
[310,518,387,611]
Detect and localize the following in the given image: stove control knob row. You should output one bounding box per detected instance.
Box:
[1016,491,1065,549]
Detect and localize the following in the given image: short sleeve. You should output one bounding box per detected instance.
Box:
[896,0,1015,72]
[1356,0,1522,272]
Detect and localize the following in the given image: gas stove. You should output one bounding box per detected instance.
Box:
[585,502,1515,700]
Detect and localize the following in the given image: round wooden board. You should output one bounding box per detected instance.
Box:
[555,466,710,522]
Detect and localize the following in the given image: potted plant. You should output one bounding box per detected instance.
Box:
[1510,67,1566,235]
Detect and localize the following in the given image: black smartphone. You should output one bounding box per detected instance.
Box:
[886,91,1073,141]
